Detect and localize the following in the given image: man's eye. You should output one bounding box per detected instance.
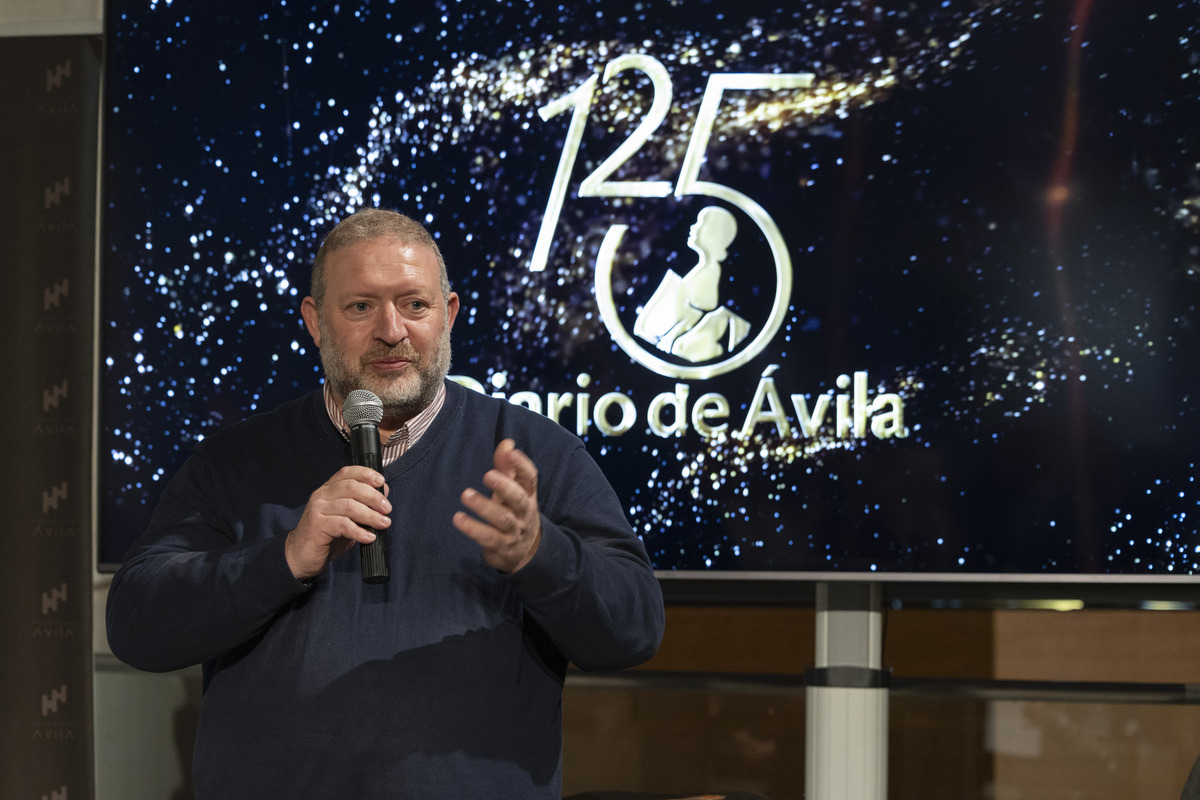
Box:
[410,301,427,311]
[351,302,369,312]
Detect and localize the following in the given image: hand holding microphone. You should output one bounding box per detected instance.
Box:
[283,390,392,583]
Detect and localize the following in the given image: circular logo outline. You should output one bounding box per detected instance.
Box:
[594,217,793,380]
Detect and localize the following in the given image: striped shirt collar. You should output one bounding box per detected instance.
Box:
[323,381,446,466]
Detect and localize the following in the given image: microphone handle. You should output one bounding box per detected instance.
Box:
[350,424,390,584]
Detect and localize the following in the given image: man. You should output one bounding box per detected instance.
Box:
[106,207,665,799]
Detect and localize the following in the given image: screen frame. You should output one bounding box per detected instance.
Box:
[94,0,1200,595]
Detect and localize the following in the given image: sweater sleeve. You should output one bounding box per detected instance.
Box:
[505,442,665,671]
[105,448,309,673]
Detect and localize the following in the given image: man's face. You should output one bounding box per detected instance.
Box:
[301,237,459,428]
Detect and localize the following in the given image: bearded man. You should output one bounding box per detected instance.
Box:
[106,207,665,800]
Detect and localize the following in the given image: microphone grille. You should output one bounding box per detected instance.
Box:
[343,389,384,428]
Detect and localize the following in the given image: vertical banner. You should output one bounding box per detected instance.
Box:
[0,35,101,800]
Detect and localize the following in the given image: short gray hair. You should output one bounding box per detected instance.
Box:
[310,208,450,307]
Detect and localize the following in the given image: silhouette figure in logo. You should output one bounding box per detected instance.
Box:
[634,206,750,362]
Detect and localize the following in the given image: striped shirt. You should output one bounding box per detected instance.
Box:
[322,381,446,466]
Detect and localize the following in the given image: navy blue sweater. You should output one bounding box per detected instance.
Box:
[106,380,664,799]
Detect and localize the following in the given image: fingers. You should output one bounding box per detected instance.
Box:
[493,438,537,495]
[325,467,393,532]
[452,498,540,573]
[286,466,392,580]
[479,471,533,522]
[471,441,538,530]
[457,486,522,536]
[453,440,542,573]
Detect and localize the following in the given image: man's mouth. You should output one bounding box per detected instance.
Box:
[364,350,418,373]
[371,358,411,371]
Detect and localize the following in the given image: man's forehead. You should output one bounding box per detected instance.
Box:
[324,237,440,277]
[329,235,434,260]
[321,237,441,300]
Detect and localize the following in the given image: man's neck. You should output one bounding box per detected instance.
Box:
[324,382,447,446]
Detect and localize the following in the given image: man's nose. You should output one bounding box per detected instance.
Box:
[375,304,408,343]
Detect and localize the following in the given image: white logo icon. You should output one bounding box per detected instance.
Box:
[532,55,810,380]
[633,207,750,363]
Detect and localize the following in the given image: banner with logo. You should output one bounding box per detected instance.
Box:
[0,35,100,799]
[98,3,1200,579]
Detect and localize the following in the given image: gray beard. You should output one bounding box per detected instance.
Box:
[319,319,452,422]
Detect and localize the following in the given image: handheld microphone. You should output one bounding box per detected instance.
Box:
[343,389,389,584]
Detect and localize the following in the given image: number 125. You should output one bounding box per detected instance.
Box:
[529,53,814,274]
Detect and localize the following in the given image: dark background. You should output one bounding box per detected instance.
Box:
[100,0,1200,577]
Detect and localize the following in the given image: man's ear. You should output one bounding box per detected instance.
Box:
[300,296,321,346]
[446,292,460,331]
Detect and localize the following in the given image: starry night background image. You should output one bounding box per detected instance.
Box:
[100,0,1200,578]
